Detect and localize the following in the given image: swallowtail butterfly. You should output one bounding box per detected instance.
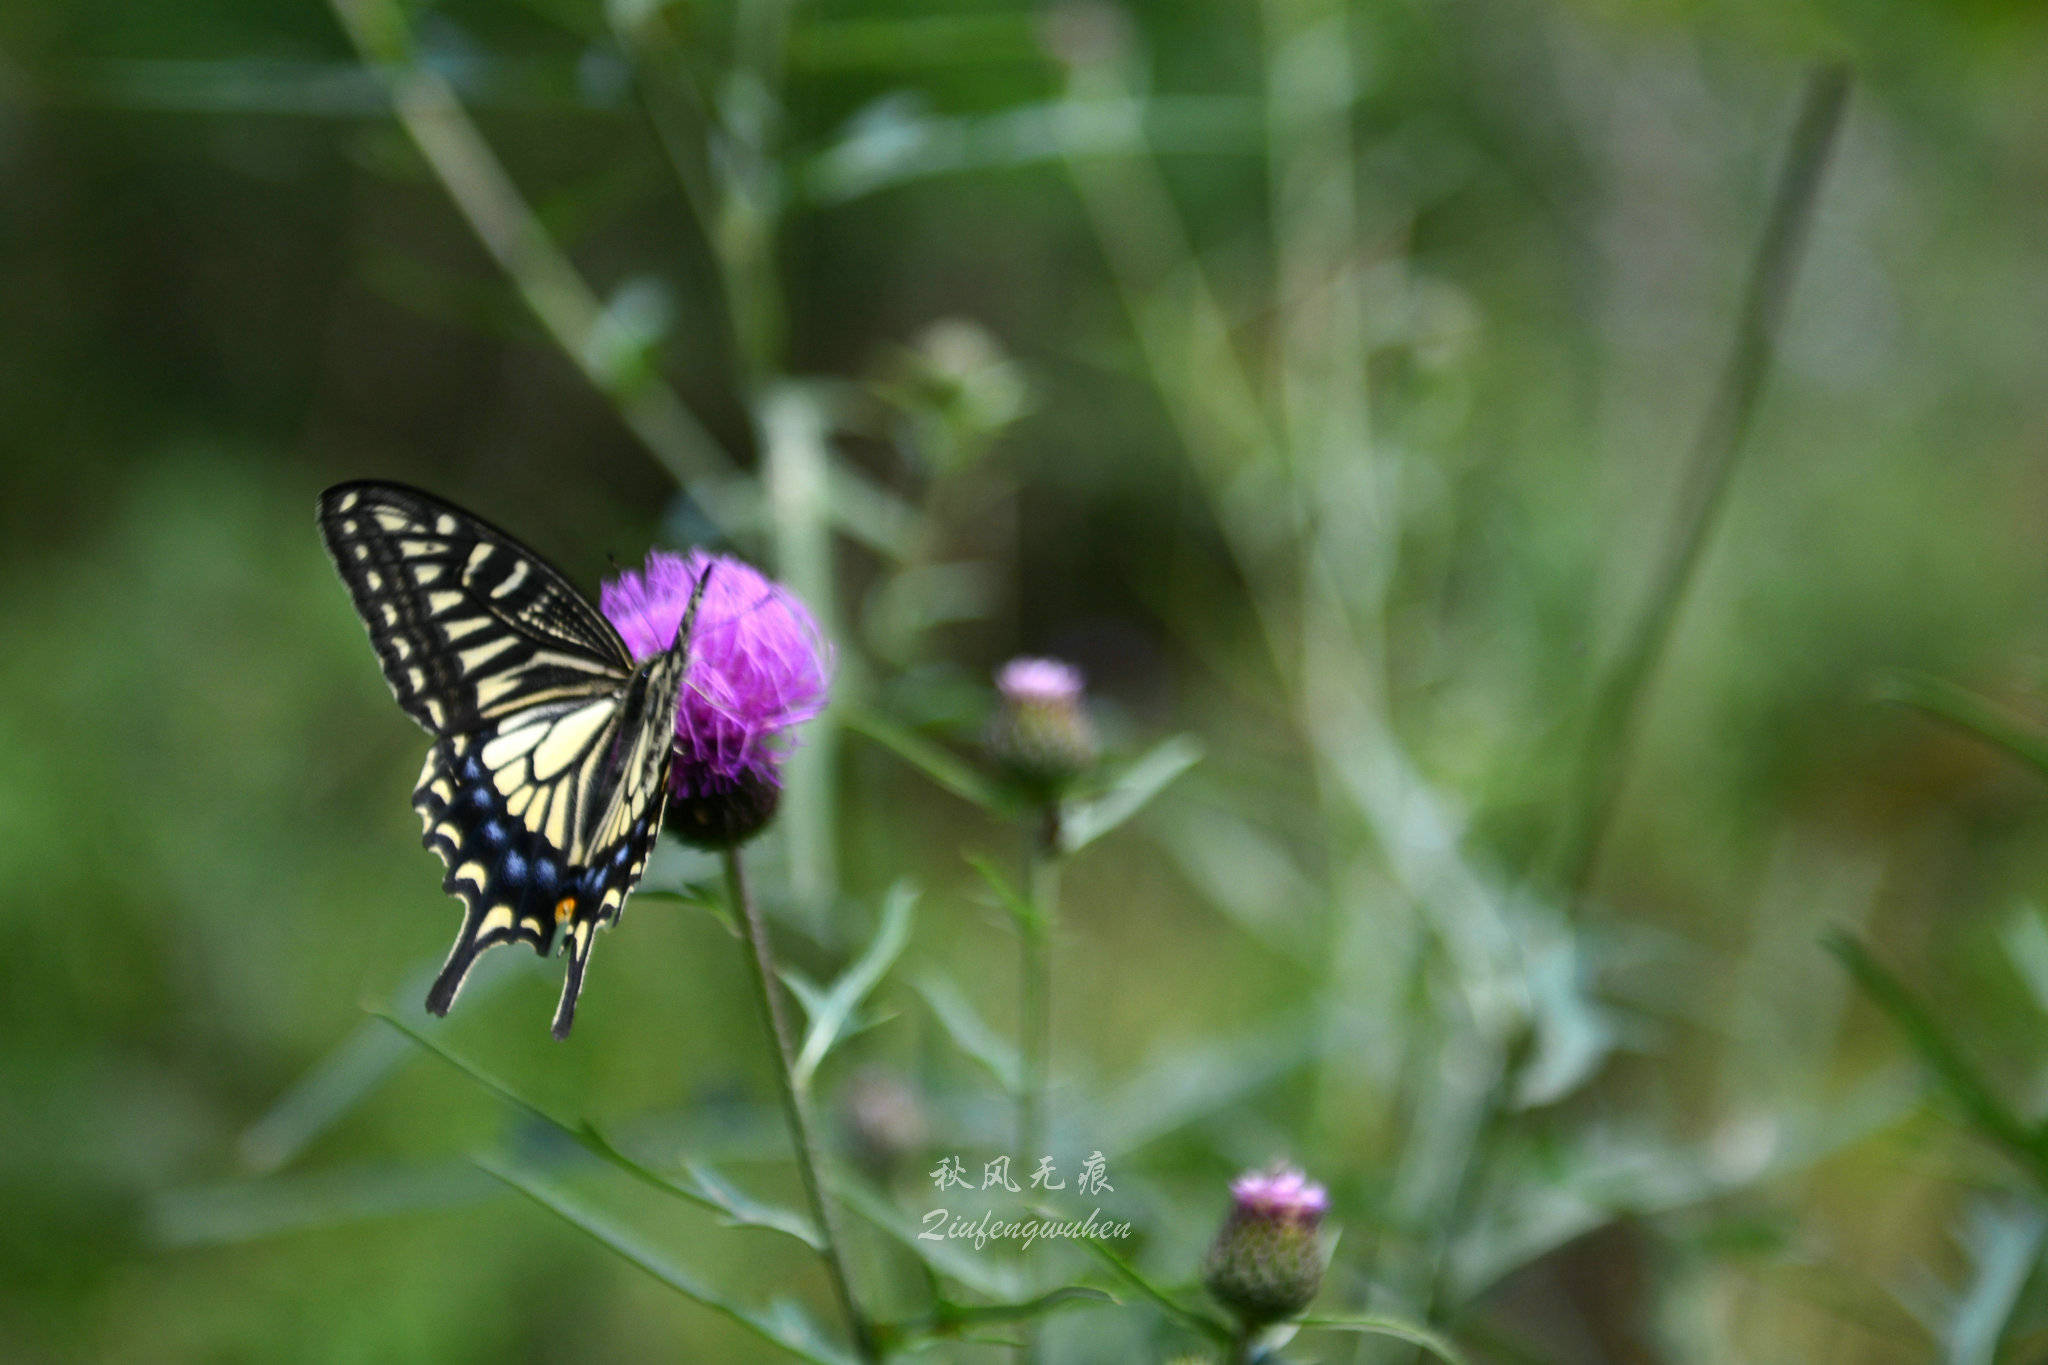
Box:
[317,481,705,1038]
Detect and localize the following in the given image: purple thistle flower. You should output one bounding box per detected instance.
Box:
[601,549,832,847]
[996,657,1085,706]
[1228,1165,1330,1226]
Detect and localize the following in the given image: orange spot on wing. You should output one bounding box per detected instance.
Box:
[554,896,577,923]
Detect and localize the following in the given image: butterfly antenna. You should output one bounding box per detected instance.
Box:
[670,562,714,655]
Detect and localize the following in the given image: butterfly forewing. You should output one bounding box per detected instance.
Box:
[316,482,636,733]
[317,481,702,1038]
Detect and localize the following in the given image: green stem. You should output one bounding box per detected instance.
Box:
[1548,63,1853,904]
[1013,808,1060,1365]
[724,849,877,1363]
[761,384,840,922]
[1413,1038,1519,1334]
[1018,807,1061,1165]
[326,0,744,524]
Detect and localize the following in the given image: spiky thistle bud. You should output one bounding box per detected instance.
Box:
[987,656,1097,800]
[1201,1165,1331,1330]
[601,549,832,849]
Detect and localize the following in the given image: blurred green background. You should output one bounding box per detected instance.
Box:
[6,0,2048,1361]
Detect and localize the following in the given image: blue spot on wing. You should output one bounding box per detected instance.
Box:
[413,728,669,1036]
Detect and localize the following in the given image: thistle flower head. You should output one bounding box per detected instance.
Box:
[988,655,1097,799]
[601,549,832,847]
[1228,1165,1330,1225]
[997,656,1085,706]
[1202,1163,1331,1330]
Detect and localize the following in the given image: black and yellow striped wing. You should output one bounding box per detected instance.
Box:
[317,481,703,1038]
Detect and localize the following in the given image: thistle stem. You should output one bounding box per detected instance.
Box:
[1548,63,1852,904]
[1018,806,1061,1166]
[724,849,876,1362]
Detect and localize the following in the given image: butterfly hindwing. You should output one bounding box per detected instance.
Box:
[413,732,668,1037]
[317,480,706,1038]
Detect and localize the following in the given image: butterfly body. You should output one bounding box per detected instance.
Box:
[317,481,702,1038]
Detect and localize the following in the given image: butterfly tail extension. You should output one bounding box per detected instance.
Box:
[426,904,490,1017]
[550,911,600,1040]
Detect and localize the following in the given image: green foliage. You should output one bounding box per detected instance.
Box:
[10,0,2048,1359]
[786,882,917,1092]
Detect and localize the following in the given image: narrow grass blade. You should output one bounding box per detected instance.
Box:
[237,1020,414,1174]
[151,1160,499,1247]
[1549,64,1853,900]
[1873,671,2048,782]
[1943,1203,2048,1365]
[238,951,529,1172]
[479,1154,856,1365]
[1095,1011,1316,1155]
[2000,904,2048,1017]
[1826,932,2048,1188]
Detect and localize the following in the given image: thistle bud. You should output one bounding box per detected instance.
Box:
[1201,1165,1331,1330]
[837,1066,930,1182]
[988,657,1098,800]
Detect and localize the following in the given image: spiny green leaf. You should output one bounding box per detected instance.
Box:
[782,969,829,1023]
[833,1179,1021,1301]
[966,854,1040,934]
[1069,1233,1232,1343]
[677,1160,828,1250]
[1298,1315,1469,1365]
[478,1154,856,1365]
[879,1286,1117,1348]
[842,704,1012,813]
[1060,735,1202,853]
[913,974,1021,1094]
[375,1013,823,1249]
[792,882,917,1091]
